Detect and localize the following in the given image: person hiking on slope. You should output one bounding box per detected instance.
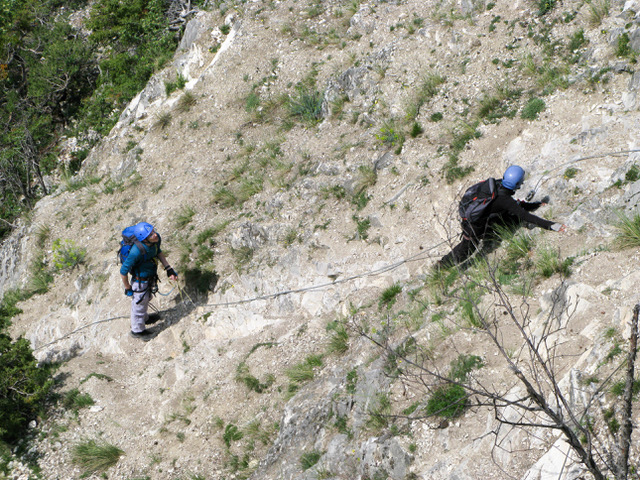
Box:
[438,165,568,269]
[120,222,178,341]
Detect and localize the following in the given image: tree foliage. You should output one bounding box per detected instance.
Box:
[0,0,181,241]
[0,333,54,443]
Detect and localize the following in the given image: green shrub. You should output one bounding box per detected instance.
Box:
[288,87,323,125]
[326,321,349,354]
[449,354,484,382]
[0,335,54,442]
[222,424,243,447]
[367,392,392,430]
[614,210,640,249]
[300,450,323,470]
[379,283,402,310]
[536,0,556,15]
[354,215,371,240]
[71,439,124,475]
[426,384,467,418]
[52,239,87,271]
[521,98,545,120]
[174,205,196,228]
[62,388,95,413]
[155,112,172,129]
[286,355,323,384]
[0,290,27,331]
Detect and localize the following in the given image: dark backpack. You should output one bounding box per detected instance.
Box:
[117,226,160,267]
[458,178,497,226]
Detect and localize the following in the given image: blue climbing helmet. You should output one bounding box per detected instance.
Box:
[117,222,159,266]
[133,222,154,242]
[502,165,525,190]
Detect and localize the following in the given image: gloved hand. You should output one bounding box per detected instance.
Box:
[166,267,178,279]
[125,288,134,297]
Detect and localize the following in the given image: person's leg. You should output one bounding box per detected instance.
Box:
[130,280,150,333]
[438,235,478,268]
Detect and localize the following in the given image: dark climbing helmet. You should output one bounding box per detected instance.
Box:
[133,222,154,242]
[502,165,525,190]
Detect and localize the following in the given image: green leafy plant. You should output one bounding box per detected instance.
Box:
[178,91,197,112]
[223,423,244,447]
[376,119,405,151]
[62,388,95,414]
[367,392,392,430]
[613,210,640,249]
[521,97,546,120]
[426,384,467,418]
[449,354,484,382]
[0,334,54,442]
[379,283,402,310]
[300,450,323,470]
[288,87,323,125]
[174,205,196,228]
[353,215,371,240]
[52,239,87,271]
[326,321,349,354]
[71,439,124,475]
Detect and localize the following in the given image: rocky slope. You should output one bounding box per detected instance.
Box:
[4,0,640,478]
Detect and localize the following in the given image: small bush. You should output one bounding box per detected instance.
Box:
[300,450,323,470]
[367,392,392,430]
[0,335,54,442]
[155,112,172,129]
[521,98,545,120]
[326,321,349,354]
[222,424,243,447]
[379,283,402,310]
[174,205,196,228]
[62,388,95,413]
[426,384,467,418]
[288,87,323,125]
[52,239,87,271]
[449,354,484,382]
[177,91,197,112]
[71,439,124,475]
[614,210,640,249]
[286,355,323,384]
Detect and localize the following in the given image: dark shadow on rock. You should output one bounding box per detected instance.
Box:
[145,268,219,338]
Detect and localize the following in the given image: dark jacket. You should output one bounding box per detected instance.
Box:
[465,180,554,236]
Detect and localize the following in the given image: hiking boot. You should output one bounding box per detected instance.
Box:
[145,313,161,324]
[129,330,153,342]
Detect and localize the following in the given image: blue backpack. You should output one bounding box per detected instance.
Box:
[458,178,497,226]
[117,226,161,266]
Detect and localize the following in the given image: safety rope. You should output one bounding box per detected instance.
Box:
[525,149,640,201]
[29,150,640,352]
[32,238,450,351]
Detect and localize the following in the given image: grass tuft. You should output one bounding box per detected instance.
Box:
[71,439,124,475]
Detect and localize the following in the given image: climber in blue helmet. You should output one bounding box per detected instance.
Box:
[437,165,568,269]
[120,222,178,341]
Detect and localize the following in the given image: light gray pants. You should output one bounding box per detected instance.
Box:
[130,280,151,333]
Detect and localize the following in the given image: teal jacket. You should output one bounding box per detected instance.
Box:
[120,242,161,279]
